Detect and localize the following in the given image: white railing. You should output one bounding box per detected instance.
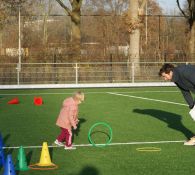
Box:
[0,62,190,88]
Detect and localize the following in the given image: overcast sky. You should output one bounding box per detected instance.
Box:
[156,0,186,14]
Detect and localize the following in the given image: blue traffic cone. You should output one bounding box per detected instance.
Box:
[0,148,5,167]
[0,133,4,148]
[3,155,16,175]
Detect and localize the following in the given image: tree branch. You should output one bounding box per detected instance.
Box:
[140,0,147,10]
[187,0,191,8]
[176,0,188,19]
[55,0,71,14]
[78,0,83,9]
[71,0,83,10]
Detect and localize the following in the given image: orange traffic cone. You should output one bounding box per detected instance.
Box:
[34,97,43,106]
[8,98,19,104]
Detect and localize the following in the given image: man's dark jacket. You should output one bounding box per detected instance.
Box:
[172,64,195,109]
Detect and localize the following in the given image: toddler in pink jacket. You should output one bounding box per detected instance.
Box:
[54,91,84,150]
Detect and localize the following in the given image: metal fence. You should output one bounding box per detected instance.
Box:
[0,62,190,85]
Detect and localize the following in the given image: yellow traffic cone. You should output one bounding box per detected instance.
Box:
[29,142,58,170]
[37,142,55,166]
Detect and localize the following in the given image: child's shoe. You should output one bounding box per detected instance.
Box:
[54,139,64,146]
[64,145,76,150]
[184,137,195,146]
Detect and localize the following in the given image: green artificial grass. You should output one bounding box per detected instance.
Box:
[0,87,195,175]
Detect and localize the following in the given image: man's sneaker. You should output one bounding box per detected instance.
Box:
[184,137,195,146]
[54,140,64,146]
[64,145,76,150]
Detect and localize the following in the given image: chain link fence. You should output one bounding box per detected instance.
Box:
[0,62,191,85]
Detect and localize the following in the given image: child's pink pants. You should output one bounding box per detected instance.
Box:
[57,128,72,147]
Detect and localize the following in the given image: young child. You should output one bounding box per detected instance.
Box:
[54,91,84,150]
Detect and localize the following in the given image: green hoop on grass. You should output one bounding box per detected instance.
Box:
[88,122,112,147]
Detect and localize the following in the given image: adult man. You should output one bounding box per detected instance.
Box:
[159,63,195,145]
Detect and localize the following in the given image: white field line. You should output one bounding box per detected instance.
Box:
[108,92,188,107]
[2,140,185,149]
[0,92,105,96]
[0,91,179,96]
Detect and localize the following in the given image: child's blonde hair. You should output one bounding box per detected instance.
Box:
[73,91,84,102]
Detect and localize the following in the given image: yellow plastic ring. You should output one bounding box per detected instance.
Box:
[136,147,161,152]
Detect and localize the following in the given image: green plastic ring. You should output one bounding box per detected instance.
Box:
[88,122,112,147]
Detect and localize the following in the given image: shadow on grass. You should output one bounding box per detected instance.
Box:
[3,134,10,145]
[78,166,99,175]
[69,166,99,175]
[26,150,33,165]
[133,109,194,139]
[72,118,86,142]
[90,131,111,139]
[16,170,20,175]
[5,148,14,157]
[49,147,53,161]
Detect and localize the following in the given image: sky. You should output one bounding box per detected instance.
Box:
[156,0,186,14]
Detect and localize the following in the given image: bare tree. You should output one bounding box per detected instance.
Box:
[125,0,146,76]
[55,0,82,60]
[0,0,33,50]
[39,0,53,46]
[177,0,195,60]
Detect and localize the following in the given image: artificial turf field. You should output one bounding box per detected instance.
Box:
[1,87,195,175]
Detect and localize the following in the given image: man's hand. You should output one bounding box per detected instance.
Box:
[189,106,195,121]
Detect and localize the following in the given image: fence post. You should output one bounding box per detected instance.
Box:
[131,62,135,83]
[16,63,20,85]
[75,63,78,84]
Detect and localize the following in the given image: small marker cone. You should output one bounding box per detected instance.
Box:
[15,146,29,171]
[37,142,55,167]
[0,148,5,167]
[3,155,16,175]
[8,98,19,105]
[34,97,43,106]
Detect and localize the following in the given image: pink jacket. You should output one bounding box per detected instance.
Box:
[56,97,78,131]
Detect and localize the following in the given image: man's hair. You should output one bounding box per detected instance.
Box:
[158,64,175,76]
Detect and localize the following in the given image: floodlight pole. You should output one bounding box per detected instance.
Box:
[17,5,21,85]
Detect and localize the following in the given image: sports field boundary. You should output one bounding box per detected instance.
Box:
[0,82,175,90]
[2,140,185,149]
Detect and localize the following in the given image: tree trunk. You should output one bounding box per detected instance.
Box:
[189,22,195,60]
[0,31,2,48]
[42,0,52,46]
[128,0,140,80]
[0,31,3,56]
[70,15,81,61]
[55,0,82,61]
[176,0,195,61]
[43,14,48,46]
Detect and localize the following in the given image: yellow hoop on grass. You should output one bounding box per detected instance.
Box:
[136,147,161,152]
